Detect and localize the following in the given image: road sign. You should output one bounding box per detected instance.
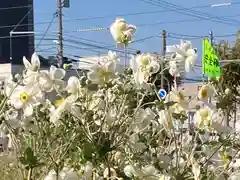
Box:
[158,89,167,99]
[202,38,221,78]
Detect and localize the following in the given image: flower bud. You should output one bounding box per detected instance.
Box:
[63,63,72,70]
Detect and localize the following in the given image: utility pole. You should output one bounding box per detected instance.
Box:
[57,0,63,68]
[161,30,167,89]
[208,31,214,104]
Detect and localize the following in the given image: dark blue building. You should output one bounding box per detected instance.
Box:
[0,0,34,64]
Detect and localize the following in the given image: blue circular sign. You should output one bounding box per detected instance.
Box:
[158,89,167,99]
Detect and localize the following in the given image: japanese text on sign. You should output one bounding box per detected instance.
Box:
[202,38,221,78]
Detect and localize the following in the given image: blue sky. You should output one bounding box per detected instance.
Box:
[34,0,240,79]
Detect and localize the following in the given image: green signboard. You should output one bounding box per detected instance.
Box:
[202,38,221,78]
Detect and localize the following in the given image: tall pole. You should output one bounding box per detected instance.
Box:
[208,31,214,104]
[209,31,214,46]
[161,30,167,89]
[57,0,63,68]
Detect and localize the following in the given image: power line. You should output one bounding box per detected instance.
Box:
[11,6,33,32]
[63,34,139,52]
[153,0,240,25]
[37,47,57,52]
[145,0,240,26]
[0,5,30,10]
[1,2,240,30]
[140,0,240,26]
[63,38,137,55]
[36,12,58,49]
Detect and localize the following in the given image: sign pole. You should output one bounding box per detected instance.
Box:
[208,31,214,104]
[161,30,167,89]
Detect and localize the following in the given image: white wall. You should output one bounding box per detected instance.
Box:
[0,64,11,81]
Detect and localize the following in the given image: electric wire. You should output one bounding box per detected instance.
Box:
[153,0,240,24]
[140,0,240,26]
[0,5,30,10]
[63,34,138,52]
[36,12,58,49]
[11,6,33,32]
[1,2,240,29]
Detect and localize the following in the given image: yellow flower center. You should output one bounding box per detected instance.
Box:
[55,98,65,107]
[200,87,208,99]
[20,92,30,103]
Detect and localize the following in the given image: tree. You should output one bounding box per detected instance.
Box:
[212,33,240,127]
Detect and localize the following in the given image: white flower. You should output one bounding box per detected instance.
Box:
[124,165,136,178]
[107,51,120,63]
[230,159,240,169]
[110,18,136,47]
[165,89,188,110]
[21,116,38,133]
[198,84,215,102]
[131,53,159,88]
[195,107,213,129]
[50,96,76,126]
[65,76,81,100]
[60,167,79,180]
[9,85,44,117]
[142,165,156,176]
[158,109,173,130]
[88,51,119,85]
[38,65,66,92]
[229,171,240,180]
[167,40,197,72]
[23,52,40,72]
[44,170,58,180]
[22,53,42,86]
[168,60,180,77]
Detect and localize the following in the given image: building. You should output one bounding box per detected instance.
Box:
[0,0,34,65]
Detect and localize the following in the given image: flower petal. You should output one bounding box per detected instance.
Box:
[23,56,32,70]
[87,71,99,83]
[66,76,79,94]
[24,105,33,117]
[31,52,40,70]
[50,66,65,80]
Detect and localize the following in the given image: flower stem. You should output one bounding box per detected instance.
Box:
[27,168,33,180]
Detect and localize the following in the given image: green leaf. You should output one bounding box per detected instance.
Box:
[82,142,95,160]
[20,147,39,169]
[97,139,112,159]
